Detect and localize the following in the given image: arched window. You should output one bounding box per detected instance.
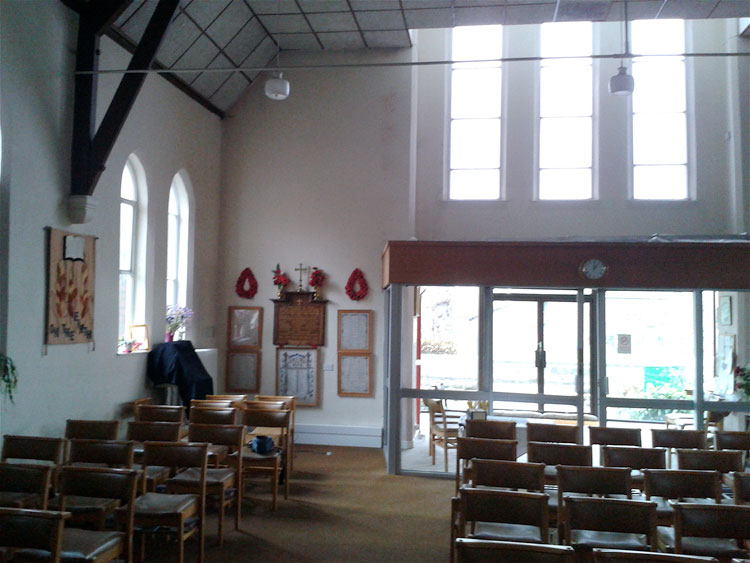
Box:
[167,173,190,308]
[119,156,147,349]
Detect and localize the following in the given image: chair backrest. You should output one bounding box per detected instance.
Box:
[715,431,750,451]
[589,426,642,447]
[672,502,750,549]
[135,404,185,423]
[256,395,296,409]
[190,399,234,409]
[642,469,722,502]
[465,419,516,440]
[652,429,706,450]
[732,472,750,504]
[592,548,719,562]
[556,465,632,498]
[602,446,666,470]
[125,421,182,442]
[68,439,135,468]
[456,437,518,491]
[458,487,549,537]
[455,538,575,563]
[143,441,209,474]
[189,407,239,425]
[527,423,579,444]
[676,449,744,473]
[468,459,545,492]
[527,442,592,467]
[188,424,245,452]
[0,462,53,509]
[242,408,291,432]
[0,507,69,561]
[205,394,248,402]
[564,497,657,543]
[59,465,139,508]
[2,435,66,466]
[243,400,286,410]
[65,419,120,441]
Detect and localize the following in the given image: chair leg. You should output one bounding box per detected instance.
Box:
[444,442,449,473]
[217,491,225,547]
[178,516,185,563]
[272,465,279,511]
[235,474,242,531]
[198,506,205,563]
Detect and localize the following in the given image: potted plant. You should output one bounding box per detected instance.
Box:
[1,352,18,403]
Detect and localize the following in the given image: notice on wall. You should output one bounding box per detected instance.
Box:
[617,334,632,354]
[273,292,325,347]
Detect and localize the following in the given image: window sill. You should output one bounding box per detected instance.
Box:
[117,350,148,356]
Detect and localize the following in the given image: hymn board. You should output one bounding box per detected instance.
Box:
[272,291,326,346]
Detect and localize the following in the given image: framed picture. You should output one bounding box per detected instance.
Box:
[128,324,150,351]
[226,350,260,393]
[718,295,732,326]
[276,348,319,407]
[228,306,263,349]
[337,309,373,353]
[338,353,373,397]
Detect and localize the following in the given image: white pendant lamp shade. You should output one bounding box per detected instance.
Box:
[609,65,634,95]
[265,73,290,101]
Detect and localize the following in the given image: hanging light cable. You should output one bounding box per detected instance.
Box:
[609,0,635,95]
[265,1,290,100]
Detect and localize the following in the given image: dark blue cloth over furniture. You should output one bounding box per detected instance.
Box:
[146,341,213,407]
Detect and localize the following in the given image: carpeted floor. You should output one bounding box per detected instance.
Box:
[147,445,454,562]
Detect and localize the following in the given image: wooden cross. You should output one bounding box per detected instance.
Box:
[294,263,308,292]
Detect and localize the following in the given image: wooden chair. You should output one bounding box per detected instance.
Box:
[465,419,516,440]
[715,432,750,471]
[65,420,120,441]
[732,472,750,504]
[455,538,575,563]
[126,422,181,490]
[563,496,658,553]
[0,507,69,562]
[0,462,53,509]
[527,423,579,444]
[243,400,285,410]
[56,466,139,563]
[68,439,136,469]
[256,395,297,473]
[455,437,518,493]
[527,442,592,485]
[467,459,545,492]
[652,429,707,469]
[556,465,632,540]
[593,548,718,562]
[452,487,550,562]
[189,407,239,425]
[423,398,462,472]
[131,441,209,563]
[671,502,750,560]
[184,424,245,545]
[642,469,722,526]
[190,399,234,409]
[135,405,187,439]
[590,427,642,447]
[676,449,744,474]
[602,446,667,489]
[241,409,291,510]
[205,394,247,403]
[2,435,66,495]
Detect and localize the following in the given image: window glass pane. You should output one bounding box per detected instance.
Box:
[167,213,178,279]
[633,113,687,165]
[450,119,500,169]
[451,68,501,119]
[540,117,591,169]
[453,25,502,64]
[541,22,591,58]
[119,273,133,338]
[632,20,684,55]
[493,301,538,394]
[633,165,687,200]
[450,169,500,200]
[120,163,136,201]
[632,60,686,114]
[119,202,134,271]
[539,168,592,200]
[166,280,176,309]
[540,64,592,117]
[168,187,178,214]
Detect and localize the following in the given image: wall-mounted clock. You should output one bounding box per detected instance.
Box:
[580,258,608,280]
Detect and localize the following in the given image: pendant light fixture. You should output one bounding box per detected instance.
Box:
[265,2,290,100]
[609,0,634,96]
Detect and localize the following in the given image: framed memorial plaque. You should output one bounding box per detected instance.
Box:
[273,291,326,347]
[226,351,260,393]
[338,353,372,397]
[227,306,263,349]
[337,309,373,353]
[276,348,319,407]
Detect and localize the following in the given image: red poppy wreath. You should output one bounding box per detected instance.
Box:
[345,268,369,301]
[235,267,258,299]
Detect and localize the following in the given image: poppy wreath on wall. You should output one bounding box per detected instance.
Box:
[345,268,369,301]
[235,267,258,299]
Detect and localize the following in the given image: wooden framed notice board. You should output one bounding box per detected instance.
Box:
[337,309,374,397]
[225,306,263,393]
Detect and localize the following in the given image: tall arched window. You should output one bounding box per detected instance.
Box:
[167,173,189,309]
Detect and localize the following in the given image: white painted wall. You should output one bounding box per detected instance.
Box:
[0,1,221,437]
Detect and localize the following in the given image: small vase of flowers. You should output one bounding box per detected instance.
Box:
[166,305,193,341]
[272,264,290,298]
[309,267,326,300]
[735,365,750,399]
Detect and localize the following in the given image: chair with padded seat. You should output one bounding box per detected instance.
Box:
[68,439,136,469]
[205,394,247,404]
[563,496,658,553]
[2,435,67,497]
[465,419,516,440]
[642,469,722,526]
[455,437,518,493]
[732,472,750,504]
[676,448,744,474]
[452,487,550,563]
[256,395,297,473]
[135,405,187,439]
[65,420,121,441]
[466,459,545,492]
[241,408,291,511]
[527,423,579,444]
[423,398,462,472]
[715,431,750,470]
[0,462,53,510]
[527,441,593,485]
[652,429,707,469]
[0,507,69,562]
[182,423,245,545]
[125,421,181,491]
[189,407,239,426]
[670,502,750,560]
[592,548,718,562]
[130,441,209,563]
[602,446,667,489]
[455,538,575,563]
[590,427,642,447]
